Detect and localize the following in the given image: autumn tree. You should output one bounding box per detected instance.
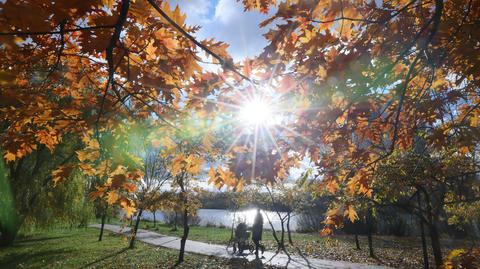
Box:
[0,0,242,246]
[129,146,171,249]
[372,149,480,267]
[215,0,480,250]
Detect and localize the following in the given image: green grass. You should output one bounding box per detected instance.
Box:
[0,227,277,269]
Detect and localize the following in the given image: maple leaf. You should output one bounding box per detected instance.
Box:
[344,205,358,222]
[4,152,16,162]
[106,191,120,205]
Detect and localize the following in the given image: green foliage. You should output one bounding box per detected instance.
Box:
[22,170,95,231]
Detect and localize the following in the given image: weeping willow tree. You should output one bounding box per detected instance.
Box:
[0,135,95,246]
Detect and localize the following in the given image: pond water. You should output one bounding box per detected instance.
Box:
[141,208,300,231]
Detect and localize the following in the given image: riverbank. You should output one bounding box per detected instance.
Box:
[0,228,277,269]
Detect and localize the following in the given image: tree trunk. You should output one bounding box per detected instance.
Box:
[417,194,429,269]
[366,209,375,258]
[280,218,285,248]
[286,212,293,245]
[422,188,443,268]
[265,212,284,252]
[153,211,156,228]
[171,211,178,231]
[230,211,236,240]
[177,208,189,264]
[354,233,361,250]
[129,209,143,249]
[98,205,108,242]
[428,223,443,268]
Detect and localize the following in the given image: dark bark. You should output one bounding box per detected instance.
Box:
[129,209,143,249]
[230,211,236,240]
[98,205,108,242]
[428,223,443,268]
[422,188,443,267]
[265,187,286,252]
[354,233,361,250]
[153,211,156,227]
[417,194,429,269]
[265,212,284,252]
[171,211,178,231]
[366,209,375,258]
[286,212,293,245]
[177,208,189,264]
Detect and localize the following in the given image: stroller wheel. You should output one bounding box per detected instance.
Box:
[249,244,255,254]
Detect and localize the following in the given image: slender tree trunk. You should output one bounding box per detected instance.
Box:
[265,212,283,252]
[417,194,429,269]
[422,188,443,267]
[230,211,236,240]
[366,209,375,258]
[428,223,443,268]
[98,204,108,242]
[153,211,156,228]
[177,208,189,264]
[129,209,143,249]
[280,218,285,247]
[354,233,361,250]
[172,211,178,231]
[286,212,293,245]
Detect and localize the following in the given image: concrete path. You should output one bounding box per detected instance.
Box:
[90,224,394,269]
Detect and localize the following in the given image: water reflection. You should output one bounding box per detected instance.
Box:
[141,208,298,231]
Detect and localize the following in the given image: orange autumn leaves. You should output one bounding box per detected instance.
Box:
[0,0,235,217]
[237,0,480,234]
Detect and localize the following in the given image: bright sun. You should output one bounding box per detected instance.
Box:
[239,97,273,126]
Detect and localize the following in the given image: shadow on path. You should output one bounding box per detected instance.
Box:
[229,256,266,269]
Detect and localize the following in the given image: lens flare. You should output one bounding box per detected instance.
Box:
[239,97,273,126]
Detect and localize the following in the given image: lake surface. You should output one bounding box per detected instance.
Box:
[141,208,299,231]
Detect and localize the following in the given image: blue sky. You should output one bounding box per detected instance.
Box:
[170,0,271,61]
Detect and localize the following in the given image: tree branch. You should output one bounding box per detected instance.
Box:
[145,0,253,83]
[0,24,115,36]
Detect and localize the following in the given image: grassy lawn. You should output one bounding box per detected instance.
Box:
[130,219,467,269]
[0,227,277,269]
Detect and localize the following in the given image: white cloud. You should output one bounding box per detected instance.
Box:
[171,0,272,61]
[214,0,237,23]
[170,0,213,25]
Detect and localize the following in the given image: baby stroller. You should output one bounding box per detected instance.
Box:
[226,223,255,255]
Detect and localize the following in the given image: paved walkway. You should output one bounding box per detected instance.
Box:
[90,224,394,269]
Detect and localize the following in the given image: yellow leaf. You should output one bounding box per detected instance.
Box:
[4,152,16,162]
[345,205,358,222]
[107,191,119,205]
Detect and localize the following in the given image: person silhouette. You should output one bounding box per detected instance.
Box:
[252,208,264,258]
